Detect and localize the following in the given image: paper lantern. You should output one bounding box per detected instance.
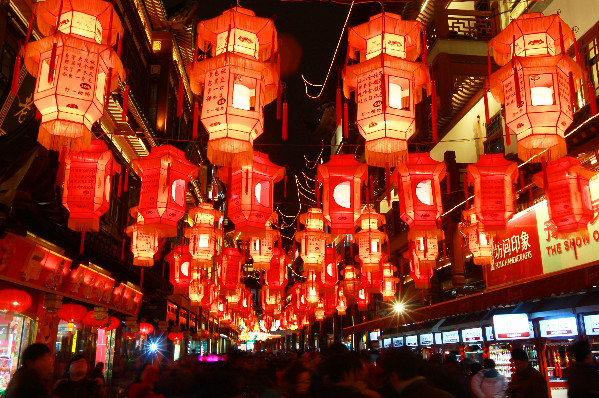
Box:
[225,284,243,309]
[168,332,183,342]
[341,265,360,299]
[467,154,518,233]
[489,13,583,162]
[166,244,192,289]
[319,247,340,293]
[61,140,121,231]
[260,286,282,313]
[58,303,87,324]
[343,12,430,167]
[305,272,320,305]
[138,322,154,336]
[82,310,108,327]
[0,289,32,315]
[324,289,338,316]
[360,263,384,294]
[410,229,443,266]
[185,204,223,269]
[317,155,367,234]
[356,288,370,311]
[291,284,308,313]
[381,262,399,302]
[216,248,246,294]
[407,249,434,290]
[459,209,493,266]
[132,145,199,237]
[249,225,279,271]
[217,297,228,319]
[188,7,278,167]
[189,279,217,308]
[102,317,120,331]
[533,156,597,235]
[336,288,348,315]
[125,207,159,267]
[314,300,326,322]
[237,288,253,319]
[217,151,285,233]
[265,248,289,290]
[354,209,388,272]
[295,208,331,272]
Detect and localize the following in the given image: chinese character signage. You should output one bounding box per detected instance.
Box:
[405,335,418,347]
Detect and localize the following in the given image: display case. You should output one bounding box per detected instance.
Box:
[0,313,35,395]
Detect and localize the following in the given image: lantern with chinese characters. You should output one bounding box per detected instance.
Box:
[459,209,493,266]
[217,151,285,233]
[317,155,367,234]
[336,288,348,315]
[260,286,282,313]
[467,154,518,233]
[237,288,253,319]
[343,12,430,167]
[305,272,320,305]
[410,229,443,266]
[324,289,338,316]
[188,7,279,167]
[265,248,289,290]
[132,145,199,237]
[319,247,340,293]
[226,284,243,308]
[249,225,279,271]
[189,279,217,308]
[295,208,330,272]
[314,300,326,322]
[341,265,360,299]
[185,204,223,269]
[0,289,32,320]
[406,249,434,290]
[166,245,192,289]
[61,140,121,231]
[291,284,308,313]
[285,306,298,327]
[138,322,154,336]
[125,207,160,267]
[489,13,583,162]
[381,262,399,302]
[354,210,388,272]
[533,156,597,235]
[357,288,370,311]
[216,248,246,294]
[360,263,384,294]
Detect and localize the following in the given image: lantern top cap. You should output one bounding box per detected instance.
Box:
[467,154,518,182]
[393,153,446,180]
[489,13,576,66]
[317,154,367,181]
[132,145,199,180]
[532,156,598,188]
[165,244,192,262]
[358,209,386,226]
[217,151,285,183]
[298,208,325,225]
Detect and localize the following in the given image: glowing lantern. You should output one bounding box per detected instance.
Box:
[467,154,518,233]
[61,140,121,231]
[237,288,253,319]
[295,208,331,272]
[381,263,399,302]
[343,12,430,167]
[410,229,443,266]
[459,209,493,266]
[0,289,32,320]
[319,247,340,293]
[132,145,199,237]
[533,156,597,235]
[336,288,348,315]
[314,300,326,322]
[189,7,279,167]
[82,310,108,328]
[168,332,183,342]
[185,204,223,269]
[360,264,384,294]
[291,284,308,313]
[124,332,137,341]
[407,250,434,290]
[138,322,154,336]
[249,225,279,271]
[341,265,360,299]
[58,303,87,329]
[225,284,243,308]
[166,245,192,289]
[102,317,120,331]
[354,210,388,272]
[125,207,160,267]
[324,289,338,316]
[357,288,370,311]
[305,272,320,305]
[218,298,228,319]
[217,151,285,233]
[260,286,282,313]
[216,248,246,293]
[265,248,289,290]
[189,279,217,308]
[317,155,367,234]
[489,13,583,162]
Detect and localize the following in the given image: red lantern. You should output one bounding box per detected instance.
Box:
[354,209,388,272]
[319,247,339,293]
[249,225,279,271]
[168,332,183,342]
[343,12,430,167]
[82,310,108,327]
[0,289,32,317]
[356,288,370,311]
[58,303,87,324]
[381,262,399,302]
[533,156,597,235]
[217,151,285,233]
[185,204,223,269]
[189,279,217,308]
[360,264,384,294]
[138,322,154,336]
[341,265,360,299]
[261,286,282,313]
[126,207,160,267]
[132,145,199,237]
[406,250,434,290]
[218,298,229,319]
[62,140,121,231]
[295,208,330,272]
[317,155,367,234]
[336,288,348,315]
[305,272,320,306]
[467,154,518,233]
[124,332,137,341]
[102,317,120,331]
[410,229,443,266]
[225,284,243,308]
[265,248,290,290]
[314,300,326,322]
[291,284,308,313]
[189,8,279,167]
[236,288,253,319]
[324,289,338,316]
[216,248,245,293]
[166,245,192,289]
[459,209,494,266]
[489,13,583,162]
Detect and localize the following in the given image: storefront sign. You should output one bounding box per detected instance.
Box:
[420,333,433,346]
[493,314,530,340]
[393,337,403,347]
[584,315,599,335]
[485,326,494,341]
[369,330,380,341]
[406,335,418,347]
[539,317,579,337]
[435,332,442,345]
[461,327,483,343]
[442,330,460,344]
[383,338,392,348]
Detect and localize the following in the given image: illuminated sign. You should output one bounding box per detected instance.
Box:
[383,338,392,348]
[442,330,460,344]
[461,327,483,343]
[393,337,404,347]
[434,333,443,345]
[493,314,530,340]
[584,315,599,335]
[406,335,418,347]
[420,333,433,346]
[485,326,494,341]
[539,317,578,337]
[369,330,380,341]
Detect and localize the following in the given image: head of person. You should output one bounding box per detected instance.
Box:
[321,352,363,385]
[137,363,158,386]
[21,343,53,380]
[511,348,529,372]
[572,341,592,363]
[380,347,422,387]
[67,355,88,382]
[483,358,496,370]
[282,362,311,397]
[94,362,104,373]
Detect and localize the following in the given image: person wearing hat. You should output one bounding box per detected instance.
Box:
[53,355,103,398]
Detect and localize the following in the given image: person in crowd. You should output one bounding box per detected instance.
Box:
[4,343,54,398]
[470,359,508,398]
[440,353,469,397]
[379,347,454,398]
[508,347,549,398]
[281,362,311,398]
[314,351,380,398]
[53,355,104,398]
[565,341,599,397]
[127,363,163,398]
[91,362,105,386]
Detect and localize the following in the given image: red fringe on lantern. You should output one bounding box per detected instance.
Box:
[446,169,451,195]
[369,176,374,203]
[192,101,199,139]
[276,83,282,120]
[343,102,349,139]
[177,77,184,118]
[483,81,490,126]
[117,173,122,198]
[117,32,123,58]
[282,102,288,141]
[336,87,342,127]
[431,80,438,142]
[121,237,126,260]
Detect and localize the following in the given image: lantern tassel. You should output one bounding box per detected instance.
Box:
[177,77,184,118]
[343,102,349,139]
[282,102,288,141]
[276,55,282,120]
[122,72,129,122]
[512,36,522,107]
[192,101,199,139]
[104,68,113,106]
[48,43,57,83]
[385,163,391,206]
[369,176,374,203]
[80,232,85,255]
[10,55,22,96]
[504,109,511,146]
[140,268,144,289]
[446,168,451,195]
[431,79,438,142]
[121,237,126,260]
[336,87,342,127]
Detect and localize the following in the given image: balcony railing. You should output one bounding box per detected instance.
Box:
[427,9,497,47]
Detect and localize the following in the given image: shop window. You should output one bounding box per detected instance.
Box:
[0,314,35,395]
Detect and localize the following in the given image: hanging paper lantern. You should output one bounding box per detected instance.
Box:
[343,12,430,167]
[459,209,494,266]
[295,208,331,272]
[319,247,340,293]
[236,288,253,319]
[138,322,154,336]
[489,13,583,162]
[336,288,348,315]
[132,145,199,237]
[216,248,246,294]
[102,317,120,331]
[314,300,326,322]
[185,204,223,269]
[82,310,108,327]
[166,245,192,289]
[0,289,32,319]
[356,288,370,311]
[341,265,360,299]
[58,303,87,329]
[324,289,338,316]
[291,284,308,313]
[354,209,388,272]
[406,250,434,290]
[125,207,160,267]
[467,154,518,233]
[317,155,367,234]
[265,248,290,290]
[61,140,122,231]
[188,8,279,167]
[249,225,279,271]
[381,262,399,302]
[217,151,285,233]
[168,332,183,342]
[410,229,443,266]
[218,298,229,319]
[533,156,597,235]
[260,286,282,313]
[305,272,320,305]
[360,263,384,294]
[189,279,217,308]
[225,284,243,309]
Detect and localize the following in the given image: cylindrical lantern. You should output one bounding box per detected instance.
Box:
[265,248,290,290]
[225,284,243,308]
[132,145,199,237]
[138,322,154,336]
[489,13,583,162]
[249,225,279,271]
[360,264,384,294]
[533,156,597,235]
[295,208,330,272]
[467,154,518,233]
[61,140,122,231]
[314,300,326,322]
[291,283,308,313]
[357,288,370,311]
[381,262,399,302]
[343,12,430,167]
[260,286,282,313]
[319,247,339,293]
[336,288,348,315]
[324,289,338,316]
[410,229,443,266]
[341,265,360,299]
[237,288,253,319]
[217,151,285,233]
[166,244,192,289]
[407,249,434,290]
[354,209,388,272]
[459,209,494,266]
[189,279,216,308]
[185,204,223,269]
[317,155,367,234]
[216,248,246,294]
[305,272,320,306]
[125,207,160,267]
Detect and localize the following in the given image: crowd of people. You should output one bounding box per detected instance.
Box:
[4,340,599,398]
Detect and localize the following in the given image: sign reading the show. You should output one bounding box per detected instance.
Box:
[420,333,433,346]
[442,330,460,344]
[584,315,599,335]
[493,314,530,340]
[539,317,579,337]
[406,335,418,347]
[461,327,483,343]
